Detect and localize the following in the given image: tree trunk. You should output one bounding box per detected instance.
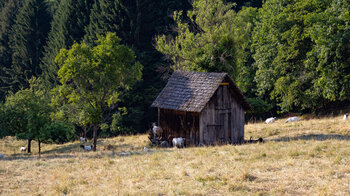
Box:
[27,139,32,153]
[38,139,41,156]
[83,126,87,139]
[92,125,99,151]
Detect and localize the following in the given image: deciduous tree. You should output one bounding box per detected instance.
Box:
[53,33,142,151]
[156,0,237,77]
[0,78,75,154]
[304,0,350,104]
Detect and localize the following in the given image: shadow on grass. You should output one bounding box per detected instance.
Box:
[0,141,174,161]
[0,148,167,161]
[42,142,135,154]
[0,153,76,161]
[42,143,80,154]
[114,148,173,158]
[270,134,350,142]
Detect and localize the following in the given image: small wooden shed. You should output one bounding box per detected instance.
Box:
[151,71,251,146]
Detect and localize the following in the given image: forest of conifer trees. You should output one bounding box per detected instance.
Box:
[0,0,349,140]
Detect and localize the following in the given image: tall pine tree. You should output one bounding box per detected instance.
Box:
[7,0,51,93]
[0,0,8,11]
[84,0,123,46]
[122,0,190,131]
[0,0,22,100]
[40,0,92,87]
[46,0,62,16]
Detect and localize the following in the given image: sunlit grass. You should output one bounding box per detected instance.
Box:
[0,115,350,195]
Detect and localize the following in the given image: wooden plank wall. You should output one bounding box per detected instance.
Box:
[231,99,244,143]
[159,109,199,146]
[158,80,245,146]
[200,83,245,145]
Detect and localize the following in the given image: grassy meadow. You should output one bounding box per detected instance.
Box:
[1,115,350,195]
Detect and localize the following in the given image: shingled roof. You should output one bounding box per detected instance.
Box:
[151,71,251,112]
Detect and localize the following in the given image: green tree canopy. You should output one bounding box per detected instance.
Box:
[53,32,142,151]
[251,0,335,112]
[232,7,259,97]
[0,78,75,154]
[304,0,350,103]
[156,0,237,76]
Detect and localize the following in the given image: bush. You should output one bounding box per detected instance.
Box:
[246,98,273,115]
[41,121,75,144]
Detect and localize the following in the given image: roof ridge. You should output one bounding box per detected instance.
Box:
[151,71,250,112]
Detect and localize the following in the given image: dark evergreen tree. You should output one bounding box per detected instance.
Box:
[40,0,93,87]
[123,0,190,131]
[0,0,8,11]
[0,0,22,101]
[6,0,51,93]
[85,0,191,48]
[84,0,122,45]
[46,0,62,16]
[84,0,191,132]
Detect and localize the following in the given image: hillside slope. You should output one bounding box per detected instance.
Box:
[1,115,349,195]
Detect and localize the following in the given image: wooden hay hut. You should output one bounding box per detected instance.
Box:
[151,71,251,146]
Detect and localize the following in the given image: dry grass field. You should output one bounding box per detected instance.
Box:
[1,115,350,195]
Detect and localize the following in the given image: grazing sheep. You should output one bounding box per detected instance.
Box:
[152,123,163,138]
[20,147,26,152]
[143,147,149,151]
[172,137,185,148]
[80,137,87,143]
[265,117,276,124]
[343,113,348,121]
[285,116,299,123]
[80,144,92,151]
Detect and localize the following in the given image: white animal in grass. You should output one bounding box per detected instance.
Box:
[265,117,276,124]
[285,116,299,123]
[80,144,93,151]
[80,137,87,143]
[343,113,348,121]
[172,137,185,148]
[20,146,26,152]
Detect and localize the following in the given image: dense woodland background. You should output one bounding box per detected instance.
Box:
[0,0,349,140]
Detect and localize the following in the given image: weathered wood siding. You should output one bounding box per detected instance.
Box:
[159,109,199,146]
[199,84,244,145]
[158,79,245,146]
